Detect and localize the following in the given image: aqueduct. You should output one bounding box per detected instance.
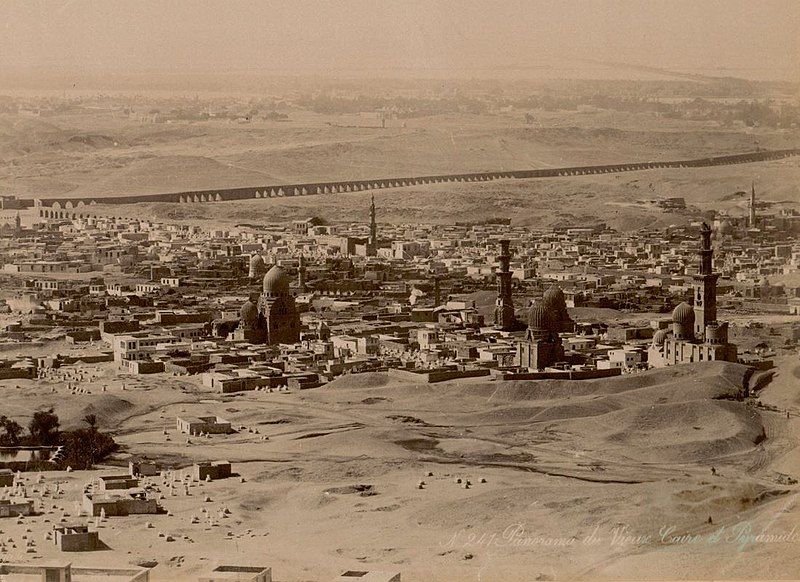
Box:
[31,148,800,220]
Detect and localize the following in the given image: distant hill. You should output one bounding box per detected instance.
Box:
[64,155,279,199]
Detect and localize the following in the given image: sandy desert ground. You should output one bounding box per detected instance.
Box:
[3,108,799,192]
[1,353,798,581]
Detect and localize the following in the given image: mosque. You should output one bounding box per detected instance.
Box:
[235,260,301,345]
[515,285,575,370]
[648,223,738,367]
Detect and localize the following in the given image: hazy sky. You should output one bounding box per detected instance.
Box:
[1,0,798,80]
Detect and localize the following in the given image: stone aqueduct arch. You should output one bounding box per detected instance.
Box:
[33,149,800,216]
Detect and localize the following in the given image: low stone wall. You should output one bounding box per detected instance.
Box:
[493,368,622,381]
[388,367,490,384]
[0,366,34,380]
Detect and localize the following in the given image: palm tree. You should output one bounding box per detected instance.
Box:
[0,415,23,445]
[83,414,98,431]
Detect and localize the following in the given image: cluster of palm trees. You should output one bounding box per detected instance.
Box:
[0,410,98,447]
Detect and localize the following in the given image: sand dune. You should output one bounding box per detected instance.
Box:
[1,353,796,580]
[65,155,278,198]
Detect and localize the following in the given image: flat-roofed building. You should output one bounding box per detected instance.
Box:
[0,562,149,582]
[333,571,401,582]
[198,565,271,582]
[176,415,232,435]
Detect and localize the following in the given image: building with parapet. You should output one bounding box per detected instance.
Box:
[333,571,401,581]
[0,562,150,582]
[198,565,272,582]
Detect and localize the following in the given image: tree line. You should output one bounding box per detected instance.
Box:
[0,410,117,470]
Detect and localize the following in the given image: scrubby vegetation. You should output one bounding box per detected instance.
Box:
[0,409,117,469]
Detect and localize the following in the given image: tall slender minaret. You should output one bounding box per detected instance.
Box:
[298,254,306,293]
[368,194,377,252]
[693,223,719,339]
[748,182,757,228]
[494,239,517,330]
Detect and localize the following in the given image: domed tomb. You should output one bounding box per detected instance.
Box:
[239,299,259,330]
[527,303,557,333]
[672,302,695,324]
[652,328,669,347]
[541,284,573,332]
[249,254,267,279]
[263,265,291,297]
[672,302,695,340]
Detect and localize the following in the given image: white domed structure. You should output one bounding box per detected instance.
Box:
[262,265,290,297]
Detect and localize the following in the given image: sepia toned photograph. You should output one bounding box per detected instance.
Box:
[0,1,799,580]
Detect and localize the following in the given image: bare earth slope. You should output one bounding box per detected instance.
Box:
[2,359,797,581]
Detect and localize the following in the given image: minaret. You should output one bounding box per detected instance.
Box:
[14,212,21,236]
[368,194,377,254]
[298,254,306,293]
[433,276,441,307]
[494,239,516,330]
[693,223,719,339]
[748,182,757,228]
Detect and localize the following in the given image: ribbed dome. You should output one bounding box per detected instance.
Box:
[263,265,290,296]
[652,328,669,346]
[672,302,695,324]
[240,300,258,328]
[542,285,566,311]
[528,303,557,331]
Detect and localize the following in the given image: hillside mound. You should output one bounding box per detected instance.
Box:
[566,399,765,463]
[61,396,137,430]
[440,361,747,403]
[325,372,392,390]
[68,155,277,199]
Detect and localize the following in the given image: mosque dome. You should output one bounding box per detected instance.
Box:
[717,220,734,236]
[542,285,567,312]
[250,254,265,269]
[672,302,695,325]
[263,265,290,296]
[652,328,669,347]
[249,254,267,278]
[527,303,557,332]
[239,300,258,329]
